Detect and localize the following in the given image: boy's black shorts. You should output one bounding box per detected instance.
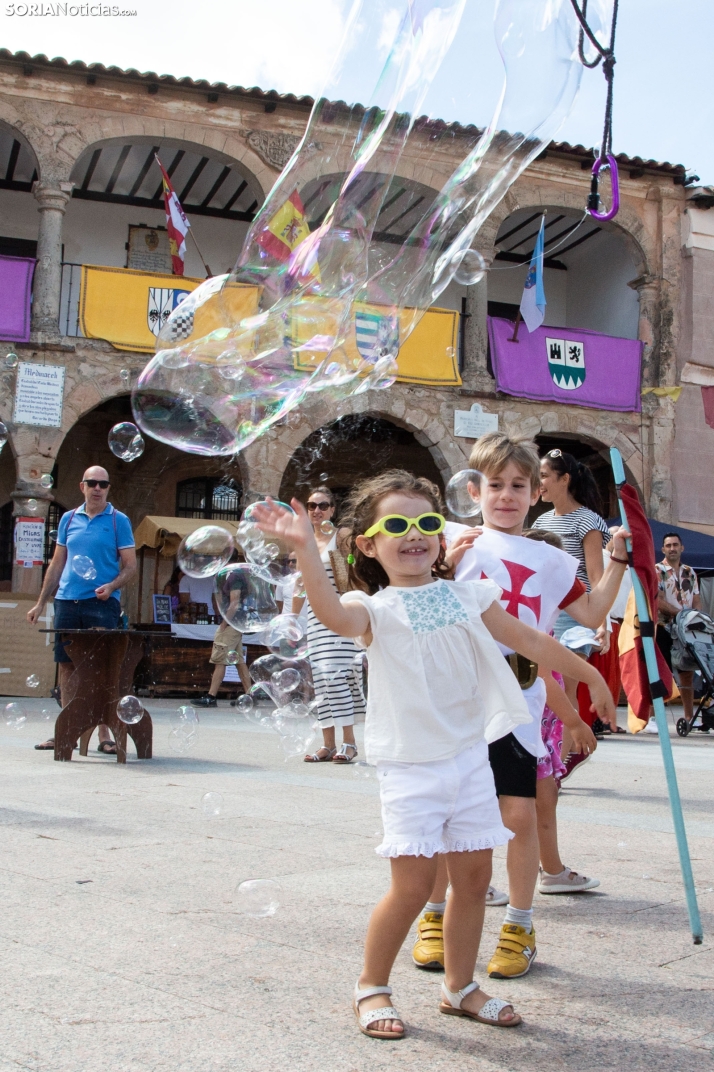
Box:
[488,732,538,798]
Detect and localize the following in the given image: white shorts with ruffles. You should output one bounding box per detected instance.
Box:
[375,740,513,858]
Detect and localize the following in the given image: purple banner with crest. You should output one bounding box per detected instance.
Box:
[488,316,643,413]
[0,255,35,342]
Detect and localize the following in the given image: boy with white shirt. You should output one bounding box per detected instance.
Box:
[412,433,629,979]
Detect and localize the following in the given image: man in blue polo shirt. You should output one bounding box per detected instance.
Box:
[28,465,136,753]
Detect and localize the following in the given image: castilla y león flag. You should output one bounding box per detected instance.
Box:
[155,155,190,276]
[617,482,673,731]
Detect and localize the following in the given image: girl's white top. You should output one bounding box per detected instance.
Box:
[342,578,530,765]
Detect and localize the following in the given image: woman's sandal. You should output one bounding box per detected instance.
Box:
[353,984,405,1040]
[440,981,522,1027]
[304,747,336,763]
[333,743,358,764]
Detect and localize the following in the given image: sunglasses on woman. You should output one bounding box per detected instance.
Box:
[363,513,446,538]
[83,479,110,489]
[306,501,331,511]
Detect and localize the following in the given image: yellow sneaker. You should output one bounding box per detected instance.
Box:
[487,924,537,979]
[412,912,444,971]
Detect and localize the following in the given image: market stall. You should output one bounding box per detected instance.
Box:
[132,516,267,697]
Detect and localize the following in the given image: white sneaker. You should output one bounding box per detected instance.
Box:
[538,867,601,894]
[485,884,508,906]
[645,718,659,734]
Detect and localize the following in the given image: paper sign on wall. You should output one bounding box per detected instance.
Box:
[14,517,45,567]
[13,362,65,427]
[454,402,499,439]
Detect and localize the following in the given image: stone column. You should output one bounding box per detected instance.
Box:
[629,274,660,389]
[10,488,53,597]
[31,181,74,337]
[461,246,496,392]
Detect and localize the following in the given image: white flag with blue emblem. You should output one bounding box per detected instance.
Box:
[519,216,546,333]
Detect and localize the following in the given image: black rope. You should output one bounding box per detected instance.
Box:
[570,0,619,212]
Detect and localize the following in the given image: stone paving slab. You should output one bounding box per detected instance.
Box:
[0,698,712,1072]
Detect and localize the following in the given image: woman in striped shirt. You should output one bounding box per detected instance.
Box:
[534,450,611,716]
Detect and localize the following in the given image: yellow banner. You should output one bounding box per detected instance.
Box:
[79,265,461,384]
[292,302,461,387]
[79,266,259,354]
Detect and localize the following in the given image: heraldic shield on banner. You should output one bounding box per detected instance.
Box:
[147,287,192,339]
[354,310,400,364]
[546,337,586,391]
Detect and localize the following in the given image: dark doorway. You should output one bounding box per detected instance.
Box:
[280,415,443,517]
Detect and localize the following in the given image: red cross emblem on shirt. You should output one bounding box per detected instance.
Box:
[481,559,541,622]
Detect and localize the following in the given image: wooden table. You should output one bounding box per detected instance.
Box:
[42,629,154,764]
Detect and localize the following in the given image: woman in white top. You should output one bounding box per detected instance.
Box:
[252,470,615,1041]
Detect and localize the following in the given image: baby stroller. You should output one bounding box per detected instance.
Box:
[672,609,714,736]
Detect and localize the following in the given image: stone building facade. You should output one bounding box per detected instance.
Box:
[0,48,710,615]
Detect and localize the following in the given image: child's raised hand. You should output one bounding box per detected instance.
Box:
[588,676,618,730]
[250,497,314,550]
[444,526,483,571]
[568,719,597,756]
[607,526,631,562]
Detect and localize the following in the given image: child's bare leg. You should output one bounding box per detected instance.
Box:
[498,796,540,909]
[443,850,518,1023]
[359,855,438,1033]
[426,853,449,905]
[535,775,563,875]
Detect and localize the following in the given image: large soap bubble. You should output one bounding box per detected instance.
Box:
[72,555,97,581]
[445,469,483,518]
[4,702,26,729]
[132,0,589,456]
[214,563,278,632]
[178,525,235,578]
[117,695,144,725]
[234,878,281,918]
[108,422,145,462]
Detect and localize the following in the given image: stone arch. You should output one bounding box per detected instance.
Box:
[0,116,40,182]
[240,386,471,498]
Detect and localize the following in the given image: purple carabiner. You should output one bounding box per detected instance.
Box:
[588,153,619,221]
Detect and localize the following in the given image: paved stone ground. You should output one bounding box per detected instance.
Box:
[0,697,712,1072]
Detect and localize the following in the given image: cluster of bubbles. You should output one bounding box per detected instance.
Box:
[128,0,591,460]
[239,653,319,761]
[445,469,483,519]
[169,704,199,754]
[108,422,145,463]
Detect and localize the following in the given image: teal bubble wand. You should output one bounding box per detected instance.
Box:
[610,447,702,943]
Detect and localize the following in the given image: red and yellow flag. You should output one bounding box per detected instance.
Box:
[257,190,312,263]
[155,155,191,276]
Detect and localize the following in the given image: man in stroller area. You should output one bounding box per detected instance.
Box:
[656,533,702,733]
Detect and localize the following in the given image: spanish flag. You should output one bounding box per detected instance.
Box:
[617,482,673,732]
[257,190,312,262]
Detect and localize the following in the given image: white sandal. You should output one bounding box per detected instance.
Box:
[303,747,336,763]
[440,981,521,1027]
[353,983,405,1040]
[333,742,358,764]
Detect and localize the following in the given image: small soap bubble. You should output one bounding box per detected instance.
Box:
[72,555,97,581]
[116,695,143,724]
[236,694,254,714]
[201,791,223,817]
[319,520,335,536]
[49,529,58,542]
[271,668,301,694]
[5,351,18,369]
[25,674,40,689]
[108,422,145,462]
[25,498,38,514]
[176,704,198,724]
[40,706,53,721]
[215,564,278,632]
[39,473,53,489]
[445,469,483,519]
[452,248,487,286]
[226,649,239,664]
[168,726,196,754]
[4,702,26,729]
[234,878,281,918]
[178,525,234,578]
[120,368,130,383]
[0,421,7,452]
[319,472,329,482]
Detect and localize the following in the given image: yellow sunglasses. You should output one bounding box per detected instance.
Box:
[363,512,446,538]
